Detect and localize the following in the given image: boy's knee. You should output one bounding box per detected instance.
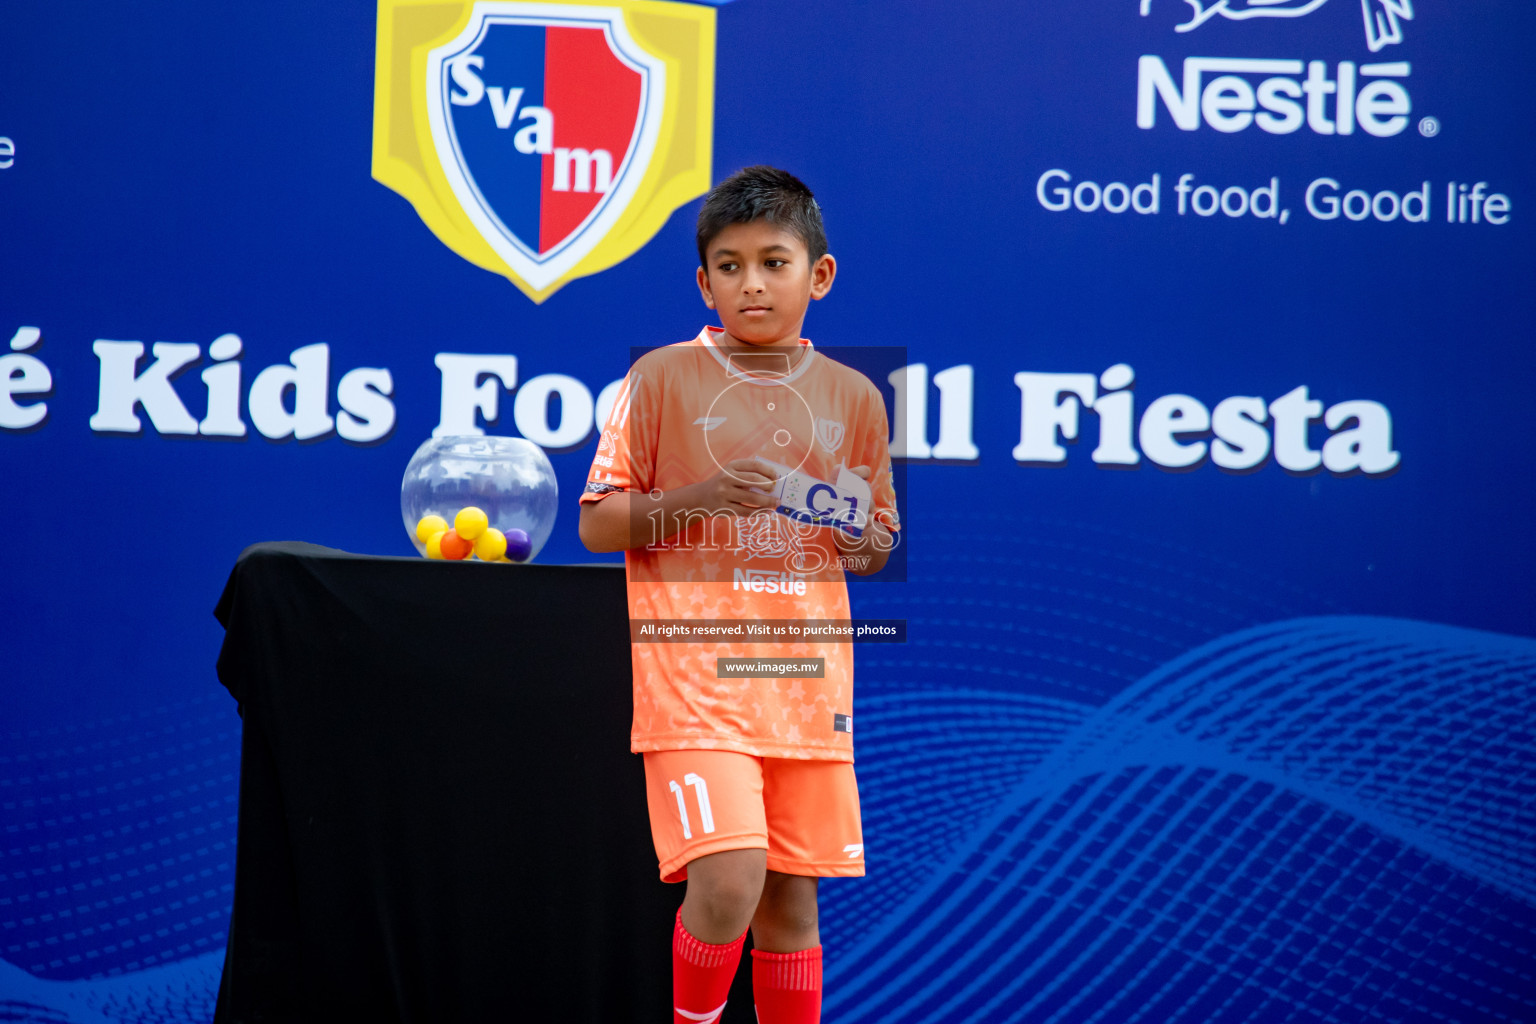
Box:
[682,850,767,940]
[758,899,817,935]
[753,873,819,948]
[691,885,758,935]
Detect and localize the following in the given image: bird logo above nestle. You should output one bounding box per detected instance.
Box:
[1141,0,1413,52]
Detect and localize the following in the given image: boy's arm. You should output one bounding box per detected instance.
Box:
[831,464,893,576]
[578,459,781,553]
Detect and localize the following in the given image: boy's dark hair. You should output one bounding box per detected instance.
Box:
[696,165,828,268]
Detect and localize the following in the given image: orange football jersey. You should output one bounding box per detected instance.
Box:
[582,327,899,761]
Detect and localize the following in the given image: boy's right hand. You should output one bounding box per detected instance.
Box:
[704,457,780,516]
[580,457,783,552]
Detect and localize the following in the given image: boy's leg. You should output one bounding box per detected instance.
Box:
[752,871,819,952]
[681,848,767,943]
[751,758,864,1024]
[751,872,823,1024]
[751,941,823,1024]
[644,751,770,1024]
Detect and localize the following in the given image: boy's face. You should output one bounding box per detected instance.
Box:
[696,220,836,348]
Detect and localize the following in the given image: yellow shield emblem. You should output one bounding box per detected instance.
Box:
[372,0,716,302]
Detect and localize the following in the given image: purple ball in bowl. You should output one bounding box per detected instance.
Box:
[504,528,534,563]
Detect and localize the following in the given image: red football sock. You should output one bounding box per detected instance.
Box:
[752,946,823,1024]
[672,909,746,1024]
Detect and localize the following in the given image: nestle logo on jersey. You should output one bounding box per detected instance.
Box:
[733,569,807,596]
[1138,57,1412,136]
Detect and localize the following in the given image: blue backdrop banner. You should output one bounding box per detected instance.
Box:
[2,1,1532,1021]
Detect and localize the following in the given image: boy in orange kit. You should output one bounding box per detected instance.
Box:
[579,166,900,1023]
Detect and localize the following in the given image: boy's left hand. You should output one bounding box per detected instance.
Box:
[830,464,891,575]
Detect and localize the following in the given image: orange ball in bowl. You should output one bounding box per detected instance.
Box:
[438,529,473,560]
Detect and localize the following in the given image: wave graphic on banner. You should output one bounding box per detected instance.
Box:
[0,693,237,1022]
[4,513,1531,1023]
[0,953,221,1024]
[824,616,1536,1024]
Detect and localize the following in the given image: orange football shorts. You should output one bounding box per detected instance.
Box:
[642,749,865,883]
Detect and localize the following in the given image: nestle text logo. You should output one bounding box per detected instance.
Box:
[1137,57,1411,136]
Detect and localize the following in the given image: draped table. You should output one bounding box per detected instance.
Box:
[211,542,754,1022]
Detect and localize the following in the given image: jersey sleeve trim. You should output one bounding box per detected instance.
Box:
[579,481,626,504]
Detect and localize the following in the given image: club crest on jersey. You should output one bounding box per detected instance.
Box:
[815,417,845,455]
[373,0,717,302]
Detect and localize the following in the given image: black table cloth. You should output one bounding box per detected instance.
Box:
[212,542,756,1022]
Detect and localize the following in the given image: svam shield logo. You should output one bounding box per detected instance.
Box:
[374,1,716,302]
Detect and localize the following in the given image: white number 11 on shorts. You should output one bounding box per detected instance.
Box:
[668,773,716,839]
